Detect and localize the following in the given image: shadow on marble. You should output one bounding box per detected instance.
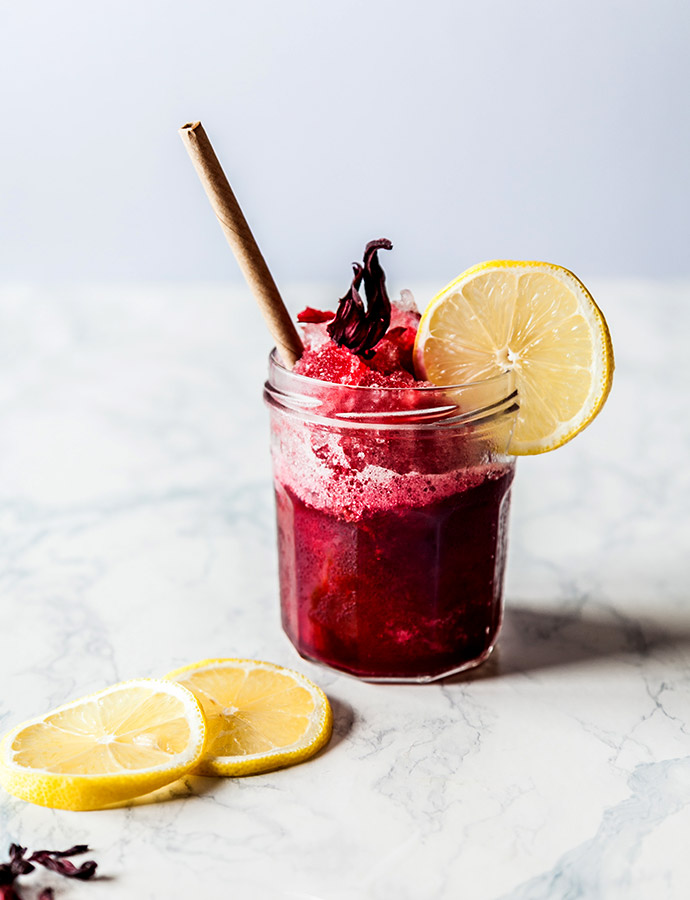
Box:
[443,602,690,683]
[100,700,354,809]
[102,774,219,809]
[324,695,355,752]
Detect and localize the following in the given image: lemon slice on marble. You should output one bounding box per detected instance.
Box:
[0,680,206,810]
[413,261,614,454]
[166,659,333,776]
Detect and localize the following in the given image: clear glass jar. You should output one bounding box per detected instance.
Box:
[264,351,519,682]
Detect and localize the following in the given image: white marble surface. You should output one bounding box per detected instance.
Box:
[0,280,688,899]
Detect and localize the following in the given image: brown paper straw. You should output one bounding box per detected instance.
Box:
[179,121,303,368]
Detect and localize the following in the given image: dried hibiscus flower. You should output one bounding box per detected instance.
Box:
[327,238,393,358]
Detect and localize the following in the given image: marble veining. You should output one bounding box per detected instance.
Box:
[0,281,688,899]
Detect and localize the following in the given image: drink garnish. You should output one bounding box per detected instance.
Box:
[327,238,393,358]
[413,260,614,454]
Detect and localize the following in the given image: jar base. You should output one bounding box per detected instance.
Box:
[293,641,497,684]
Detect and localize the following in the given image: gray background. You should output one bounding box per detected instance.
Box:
[2,0,688,286]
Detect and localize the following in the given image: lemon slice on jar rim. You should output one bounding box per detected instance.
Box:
[413,260,614,454]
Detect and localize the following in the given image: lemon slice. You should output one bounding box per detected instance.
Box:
[0,680,206,810]
[166,659,333,776]
[413,261,614,454]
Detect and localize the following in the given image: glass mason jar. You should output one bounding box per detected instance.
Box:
[264,351,519,683]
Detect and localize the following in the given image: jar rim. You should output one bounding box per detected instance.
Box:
[265,349,519,431]
[267,348,514,393]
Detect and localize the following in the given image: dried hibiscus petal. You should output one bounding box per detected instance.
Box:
[29,851,97,880]
[327,238,393,358]
[0,869,16,888]
[7,847,33,879]
[1,843,98,899]
[33,846,89,860]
